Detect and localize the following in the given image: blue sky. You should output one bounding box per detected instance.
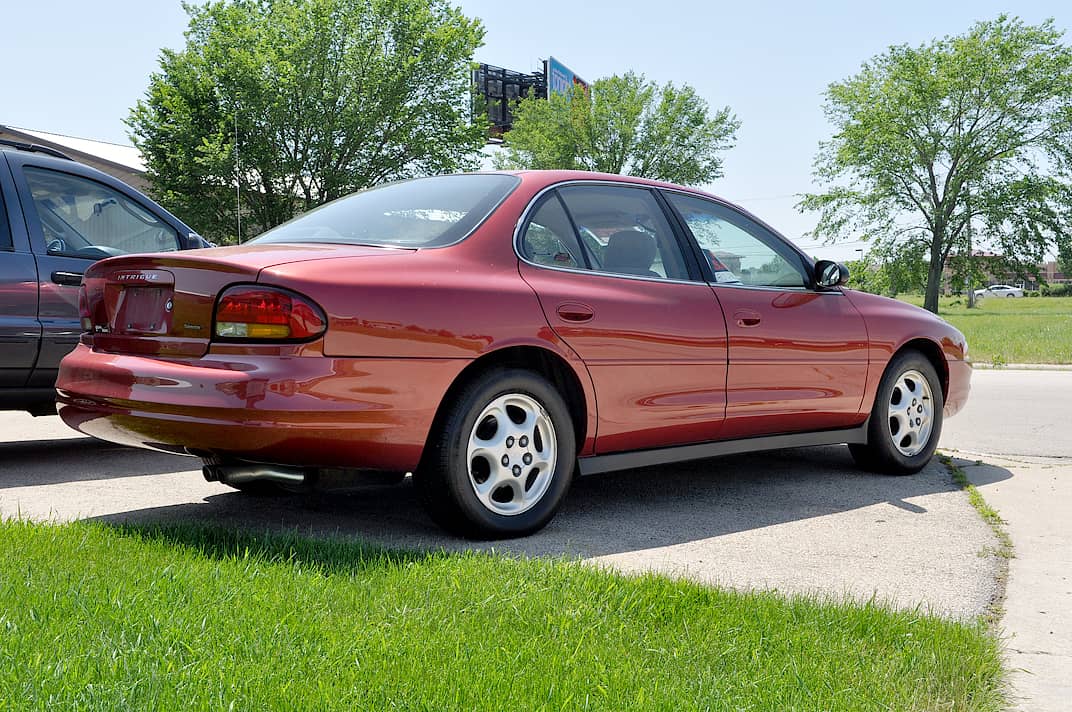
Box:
[2,0,1068,260]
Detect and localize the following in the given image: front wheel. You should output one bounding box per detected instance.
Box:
[849,350,944,475]
[415,368,576,539]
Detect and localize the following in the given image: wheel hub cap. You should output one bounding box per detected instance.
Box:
[466,393,557,516]
[886,369,934,457]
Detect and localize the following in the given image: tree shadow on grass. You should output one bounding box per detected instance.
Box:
[107,519,436,576]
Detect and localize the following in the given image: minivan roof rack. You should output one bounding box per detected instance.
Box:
[0,137,73,161]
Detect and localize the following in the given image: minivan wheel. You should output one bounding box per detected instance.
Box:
[849,350,944,475]
[416,368,576,539]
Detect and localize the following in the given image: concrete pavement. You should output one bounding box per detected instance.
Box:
[1,411,1000,620]
[940,369,1072,712]
[2,367,1069,709]
[959,456,1072,712]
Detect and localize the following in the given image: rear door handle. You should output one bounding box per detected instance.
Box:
[556,303,594,323]
[734,309,761,327]
[51,271,84,286]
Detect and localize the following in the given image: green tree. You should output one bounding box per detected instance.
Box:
[848,244,929,297]
[494,72,739,185]
[800,16,1072,313]
[129,0,486,243]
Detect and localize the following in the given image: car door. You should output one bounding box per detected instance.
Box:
[0,156,40,388]
[662,191,869,439]
[517,183,729,454]
[9,159,185,387]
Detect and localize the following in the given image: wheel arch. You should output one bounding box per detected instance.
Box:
[892,338,949,401]
[423,345,593,459]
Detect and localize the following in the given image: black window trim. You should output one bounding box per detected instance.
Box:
[518,189,592,271]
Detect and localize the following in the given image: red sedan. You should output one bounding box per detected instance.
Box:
[57,171,970,538]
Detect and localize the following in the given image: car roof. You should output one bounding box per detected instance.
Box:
[0,138,73,161]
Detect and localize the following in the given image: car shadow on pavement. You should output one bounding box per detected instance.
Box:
[87,445,1014,559]
[0,437,194,488]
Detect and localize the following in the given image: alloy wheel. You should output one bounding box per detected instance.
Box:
[887,369,934,457]
[466,393,557,516]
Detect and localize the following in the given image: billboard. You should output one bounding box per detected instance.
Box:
[545,56,588,97]
[472,63,545,136]
[471,57,587,136]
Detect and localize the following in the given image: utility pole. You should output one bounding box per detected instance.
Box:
[966,187,975,308]
[235,110,242,244]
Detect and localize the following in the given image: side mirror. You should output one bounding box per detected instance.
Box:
[814,259,850,289]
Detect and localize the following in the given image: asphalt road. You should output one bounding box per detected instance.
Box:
[941,369,1072,458]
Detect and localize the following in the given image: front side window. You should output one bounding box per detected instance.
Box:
[665,193,807,289]
[24,167,179,259]
[254,174,520,248]
[556,185,689,281]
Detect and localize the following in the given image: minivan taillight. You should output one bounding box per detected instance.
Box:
[214,285,326,341]
[78,286,92,332]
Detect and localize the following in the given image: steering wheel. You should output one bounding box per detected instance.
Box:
[46,238,68,254]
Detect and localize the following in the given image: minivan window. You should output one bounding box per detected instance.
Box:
[0,190,11,250]
[24,167,180,258]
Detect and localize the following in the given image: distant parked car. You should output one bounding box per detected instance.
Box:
[57,171,971,538]
[974,284,1024,299]
[0,138,207,414]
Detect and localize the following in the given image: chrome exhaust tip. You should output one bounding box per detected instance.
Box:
[202,463,309,486]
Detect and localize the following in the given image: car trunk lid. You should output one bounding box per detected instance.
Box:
[80,244,397,357]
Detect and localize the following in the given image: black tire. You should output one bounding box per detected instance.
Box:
[849,350,944,475]
[415,368,576,539]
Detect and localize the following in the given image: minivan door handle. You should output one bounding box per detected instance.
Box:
[51,271,84,287]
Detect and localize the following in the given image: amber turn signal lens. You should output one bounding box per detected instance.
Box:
[214,285,326,341]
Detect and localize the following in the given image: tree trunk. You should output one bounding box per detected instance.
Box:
[923,240,945,314]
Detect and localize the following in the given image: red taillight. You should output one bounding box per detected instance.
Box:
[214,285,326,341]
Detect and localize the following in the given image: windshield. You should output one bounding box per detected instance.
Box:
[252,174,519,248]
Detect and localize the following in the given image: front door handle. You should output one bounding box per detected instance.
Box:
[51,271,84,287]
[734,309,762,327]
[556,302,594,323]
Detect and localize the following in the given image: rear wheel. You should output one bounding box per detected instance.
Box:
[849,350,944,475]
[415,368,576,539]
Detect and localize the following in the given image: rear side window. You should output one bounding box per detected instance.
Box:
[254,174,520,248]
[557,185,690,281]
[520,193,587,269]
[24,167,180,259]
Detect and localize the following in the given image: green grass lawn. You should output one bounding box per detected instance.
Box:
[897,295,1072,365]
[0,521,1005,710]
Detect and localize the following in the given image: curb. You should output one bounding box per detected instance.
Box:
[972,363,1072,371]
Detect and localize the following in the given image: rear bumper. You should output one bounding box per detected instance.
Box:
[56,344,467,472]
[944,359,971,417]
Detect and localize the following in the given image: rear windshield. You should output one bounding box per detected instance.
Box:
[252,173,519,248]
